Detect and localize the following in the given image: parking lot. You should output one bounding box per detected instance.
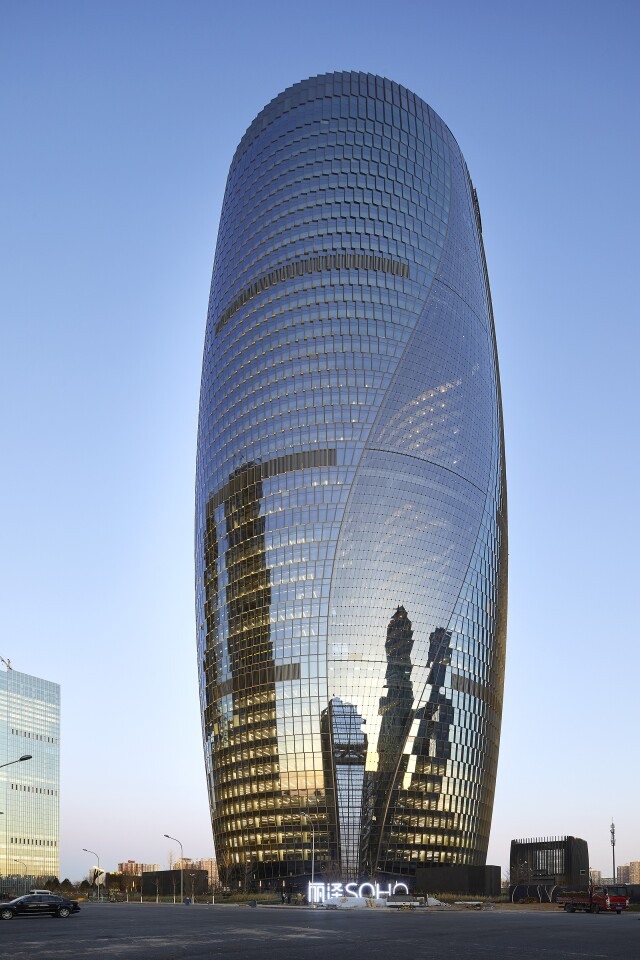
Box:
[1,901,638,959]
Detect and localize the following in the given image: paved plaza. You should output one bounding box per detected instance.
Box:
[0,902,638,959]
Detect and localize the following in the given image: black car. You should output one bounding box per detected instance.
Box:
[0,894,80,919]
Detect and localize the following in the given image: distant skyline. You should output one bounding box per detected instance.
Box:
[1,0,639,881]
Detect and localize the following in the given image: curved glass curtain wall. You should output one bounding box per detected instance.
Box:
[195,72,507,885]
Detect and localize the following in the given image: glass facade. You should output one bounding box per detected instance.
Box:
[196,72,507,885]
[0,669,60,884]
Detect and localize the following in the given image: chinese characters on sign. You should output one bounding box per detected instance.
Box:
[308,881,410,903]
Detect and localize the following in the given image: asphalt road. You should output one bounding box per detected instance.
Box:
[0,902,638,959]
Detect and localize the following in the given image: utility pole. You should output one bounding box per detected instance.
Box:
[610,819,616,881]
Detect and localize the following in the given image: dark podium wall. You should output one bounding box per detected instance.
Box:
[415,865,501,896]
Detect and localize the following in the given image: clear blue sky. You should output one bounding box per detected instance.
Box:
[1,0,638,882]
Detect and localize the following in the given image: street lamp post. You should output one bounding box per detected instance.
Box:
[0,754,32,770]
[14,859,27,895]
[82,848,101,902]
[164,834,184,904]
[301,812,316,887]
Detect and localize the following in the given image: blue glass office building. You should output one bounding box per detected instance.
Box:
[0,669,60,886]
[196,73,507,884]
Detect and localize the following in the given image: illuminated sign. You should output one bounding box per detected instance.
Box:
[308,881,409,903]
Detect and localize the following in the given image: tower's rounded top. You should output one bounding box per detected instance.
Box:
[229,71,455,176]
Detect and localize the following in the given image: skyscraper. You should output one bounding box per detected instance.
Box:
[196,72,507,886]
[0,667,60,886]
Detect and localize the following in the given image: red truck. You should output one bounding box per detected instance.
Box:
[557,885,628,914]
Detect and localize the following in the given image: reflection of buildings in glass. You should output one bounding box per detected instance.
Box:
[0,668,60,883]
[416,627,454,767]
[365,606,415,872]
[321,698,367,879]
[195,71,508,883]
[201,463,280,879]
[377,606,415,775]
[375,626,455,875]
[224,464,275,700]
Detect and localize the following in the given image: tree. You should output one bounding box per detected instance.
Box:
[122,874,136,902]
[217,847,234,890]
